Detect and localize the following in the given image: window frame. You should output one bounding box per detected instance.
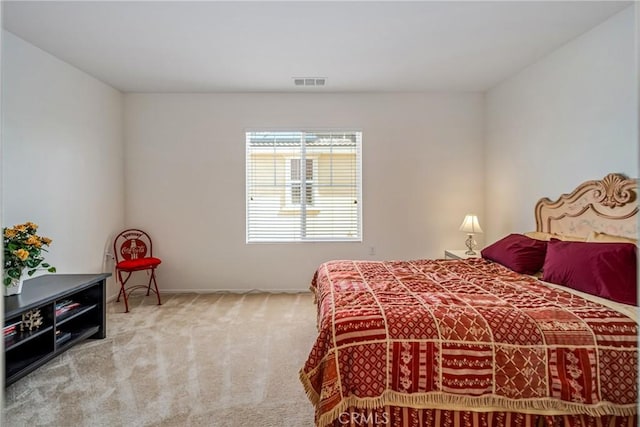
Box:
[246,130,363,243]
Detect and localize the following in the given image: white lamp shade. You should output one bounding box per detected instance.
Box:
[459,214,483,234]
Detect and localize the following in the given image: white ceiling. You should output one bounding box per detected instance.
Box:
[2,1,632,93]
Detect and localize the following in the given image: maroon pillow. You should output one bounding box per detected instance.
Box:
[481,233,547,274]
[542,240,637,306]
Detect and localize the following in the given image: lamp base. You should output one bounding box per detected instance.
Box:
[464,234,477,255]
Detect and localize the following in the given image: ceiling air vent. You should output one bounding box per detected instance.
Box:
[293,77,326,87]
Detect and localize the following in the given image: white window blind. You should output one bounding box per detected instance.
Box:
[246,131,362,242]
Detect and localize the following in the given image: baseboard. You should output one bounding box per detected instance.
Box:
[106,289,311,303]
[160,289,311,294]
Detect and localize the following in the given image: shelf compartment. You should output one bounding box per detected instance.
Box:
[6,353,52,383]
[56,304,98,326]
[55,325,100,352]
[5,334,56,383]
[5,325,54,352]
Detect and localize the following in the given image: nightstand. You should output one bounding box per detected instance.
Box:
[444,249,481,260]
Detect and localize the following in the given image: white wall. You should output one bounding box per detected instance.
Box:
[125,93,484,291]
[485,6,638,244]
[1,31,125,295]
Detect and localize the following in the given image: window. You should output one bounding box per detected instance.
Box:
[287,158,315,206]
[246,131,362,242]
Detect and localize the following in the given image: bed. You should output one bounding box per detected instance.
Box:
[299,173,638,427]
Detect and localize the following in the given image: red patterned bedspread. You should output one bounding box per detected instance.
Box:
[299,259,638,427]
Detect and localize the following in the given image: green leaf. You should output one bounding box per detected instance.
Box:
[27,269,36,276]
[41,263,50,268]
[48,267,57,273]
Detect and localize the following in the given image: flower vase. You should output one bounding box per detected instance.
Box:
[4,272,25,296]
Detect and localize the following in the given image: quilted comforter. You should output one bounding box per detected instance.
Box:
[299,259,638,427]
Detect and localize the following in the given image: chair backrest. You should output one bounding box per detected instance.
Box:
[113,229,154,263]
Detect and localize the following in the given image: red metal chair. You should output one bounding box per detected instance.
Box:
[113,229,162,313]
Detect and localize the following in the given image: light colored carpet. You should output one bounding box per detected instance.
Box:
[3,292,318,426]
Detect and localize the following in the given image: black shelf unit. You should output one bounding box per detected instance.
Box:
[4,273,109,386]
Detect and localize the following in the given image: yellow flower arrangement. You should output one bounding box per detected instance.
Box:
[3,222,56,286]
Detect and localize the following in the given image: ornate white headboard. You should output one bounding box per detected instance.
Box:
[535,173,638,239]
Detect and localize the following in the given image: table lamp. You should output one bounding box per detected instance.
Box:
[459,214,483,255]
